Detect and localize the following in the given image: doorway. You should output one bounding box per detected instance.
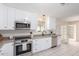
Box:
[68,24,76,44]
[60,25,68,44]
[60,24,76,44]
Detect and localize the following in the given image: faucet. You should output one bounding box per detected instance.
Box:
[42,30,47,36]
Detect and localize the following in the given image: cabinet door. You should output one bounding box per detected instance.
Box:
[0,4,15,30]
[30,16,38,30]
[32,39,38,53]
[0,4,8,30]
[32,37,52,53]
[15,9,27,21]
[35,39,44,52]
[36,38,51,51]
[2,5,8,30]
[0,42,14,56]
[44,37,52,49]
[32,39,42,53]
[7,7,16,30]
[0,4,4,29]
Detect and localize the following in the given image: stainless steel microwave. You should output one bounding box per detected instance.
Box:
[15,21,31,30]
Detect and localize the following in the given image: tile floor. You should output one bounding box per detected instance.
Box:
[20,41,79,56]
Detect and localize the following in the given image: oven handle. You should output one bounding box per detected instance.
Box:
[15,42,21,44]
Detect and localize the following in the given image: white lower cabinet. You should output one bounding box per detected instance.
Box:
[0,42,14,56]
[32,37,52,53]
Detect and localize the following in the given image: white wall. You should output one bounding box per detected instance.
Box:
[64,16,79,22]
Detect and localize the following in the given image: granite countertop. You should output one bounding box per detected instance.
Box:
[2,33,31,38]
[2,32,52,39]
[0,32,52,46]
[33,34,52,39]
[0,37,14,49]
[0,32,55,49]
[0,34,51,48]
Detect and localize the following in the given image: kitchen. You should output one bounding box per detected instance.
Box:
[1,3,79,56]
[0,3,58,56]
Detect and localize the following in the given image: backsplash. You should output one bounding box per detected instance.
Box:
[0,30,34,36]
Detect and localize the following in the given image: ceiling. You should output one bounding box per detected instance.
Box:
[3,3,79,19]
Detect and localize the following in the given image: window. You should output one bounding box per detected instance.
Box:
[37,15,47,32]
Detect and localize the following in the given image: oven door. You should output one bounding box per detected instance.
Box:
[22,42,32,52]
[27,43,32,52]
[16,45,22,55]
[15,43,32,55]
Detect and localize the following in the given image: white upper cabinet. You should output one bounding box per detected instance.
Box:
[2,5,8,29]
[30,15,38,30]
[0,4,8,30]
[0,4,3,29]
[0,4,16,30]
[15,9,27,21]
[0,4,38,30]
[0,4,4,29]
[16,9,38,30]
[7,7,16,30]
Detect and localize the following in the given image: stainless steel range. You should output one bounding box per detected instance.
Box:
[14,35,32,56]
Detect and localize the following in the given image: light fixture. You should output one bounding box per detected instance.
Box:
[42,14,46,21]
[43,15,45,16]
[60,3,65,6]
